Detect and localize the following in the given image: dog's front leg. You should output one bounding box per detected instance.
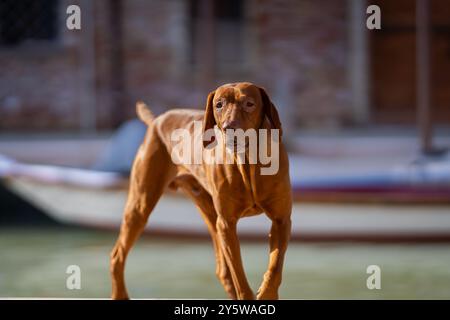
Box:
[257,217,291,300]
[216,216,254,300]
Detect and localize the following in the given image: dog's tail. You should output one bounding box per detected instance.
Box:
[136,101,155,126]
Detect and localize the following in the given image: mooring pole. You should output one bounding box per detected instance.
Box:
[416,0,433,154]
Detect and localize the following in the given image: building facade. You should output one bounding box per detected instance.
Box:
[0,0,448,132]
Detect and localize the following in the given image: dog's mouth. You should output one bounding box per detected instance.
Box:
[225,138,249,152]
[219,127,251,152]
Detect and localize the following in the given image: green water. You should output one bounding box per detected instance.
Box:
[1,228,450,299]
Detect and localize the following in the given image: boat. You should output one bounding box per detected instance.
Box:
[1,120,450,241]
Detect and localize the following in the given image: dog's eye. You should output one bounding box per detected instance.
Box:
[246,102,254,107]
[216,102,223,109]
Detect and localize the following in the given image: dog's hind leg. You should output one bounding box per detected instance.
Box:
[172,175,237,299]
[110,125,176,300]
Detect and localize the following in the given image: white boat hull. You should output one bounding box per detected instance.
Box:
[5,178,450,241]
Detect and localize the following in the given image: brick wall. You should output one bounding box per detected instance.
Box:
[0,0,84,131]
[250,0,351,128]
[0,0,352,132]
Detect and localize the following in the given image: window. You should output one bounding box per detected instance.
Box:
[189,0,245,73]
[0,0,59,47]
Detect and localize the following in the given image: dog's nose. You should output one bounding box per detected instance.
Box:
[222,120,239,131]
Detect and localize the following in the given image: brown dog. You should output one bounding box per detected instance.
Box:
[110,82,292,300]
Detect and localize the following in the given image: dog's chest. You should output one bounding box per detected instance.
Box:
[209,163,265,217]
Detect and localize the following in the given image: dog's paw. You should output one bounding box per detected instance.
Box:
[111,293,130,300]
[256,289,278,300]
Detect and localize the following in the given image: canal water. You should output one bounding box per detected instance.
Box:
[1,228,450,299]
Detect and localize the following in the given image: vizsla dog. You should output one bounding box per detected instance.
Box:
[110,82,292,300]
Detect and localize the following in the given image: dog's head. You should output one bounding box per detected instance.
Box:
[202,82,282,148]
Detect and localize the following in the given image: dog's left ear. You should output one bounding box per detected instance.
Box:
[202,90,216,148]
[258,87,283,137]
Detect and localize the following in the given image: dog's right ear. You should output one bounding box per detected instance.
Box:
[202,90,216,148]
[258,87,283,137]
